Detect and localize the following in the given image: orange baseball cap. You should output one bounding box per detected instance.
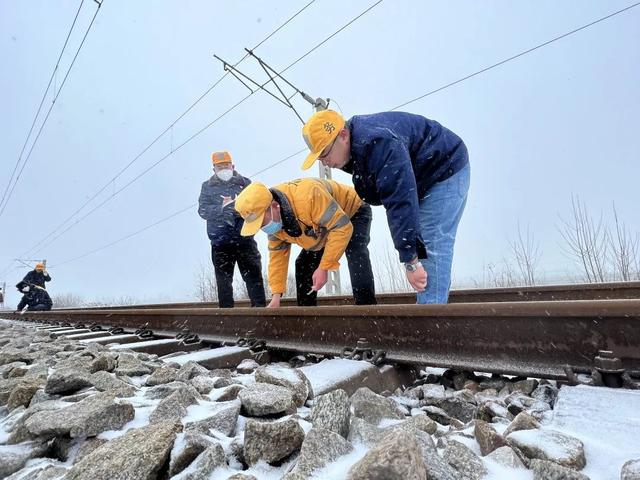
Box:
[301,110,345,170]
[211,151,232,165]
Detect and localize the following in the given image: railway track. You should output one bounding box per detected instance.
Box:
[52,280,640,310]
[2,281,640,388]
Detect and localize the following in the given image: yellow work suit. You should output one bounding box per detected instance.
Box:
[267,178,362,295]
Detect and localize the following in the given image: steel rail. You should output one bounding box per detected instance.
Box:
[4,299,640,381]
[46,281,640,311]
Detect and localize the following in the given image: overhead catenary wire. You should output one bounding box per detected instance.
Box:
[0,0,86,215]
[22,0,385,258]
[18,0,318,259]
[391,1,640,111]
[0,0,103,219]
[42,1,639,270]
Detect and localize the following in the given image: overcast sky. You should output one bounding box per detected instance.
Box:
[1,1,639,306]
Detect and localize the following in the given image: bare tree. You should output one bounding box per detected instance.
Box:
[608,203,640,281]
[473,260,519,288]
[372,242,412,293]
[51,292,85,308]
[193,261,218,302]
[558,195,609,283]
[509,223,541,286]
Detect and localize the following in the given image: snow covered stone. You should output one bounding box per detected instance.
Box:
[211,383,245,402]
[531,384,558,404]
[44,367,92,394]
[145,365,178,386]
[503,411,541,437]
[512,379,539,395]
[530,459,590,480]
[385,413,437,436]
[506,429,586,470]
[113,353,152,377]
[348,416,382,447]
[169,432,216,476]
[0,441,49,478]
[236,358,259,374]
[434,396,477,423]
[175,361,210,383]
[238,382,295,417]
[420,384,447,405]
[289,427,354,477]
[350,387,405,425]
[89,354,117,373]
[24,391,135,439]
[7,379,41,410]
[149,384,201,423]
[74,437,108,464]
[183,400,241,437]
[486,445,525,469]
[622,459,640,480]
[89,371,136,397]
[347,429,427,480]
[310,388,350,438]
[243,417,305,465]
[477,400,512,422]
[189,375,218,394]
[174,443,226,480]
[443,439,488,480]
[64,420,182,480]
[255,364,309,407]
[474,420,505,455]
[422,405,452,425]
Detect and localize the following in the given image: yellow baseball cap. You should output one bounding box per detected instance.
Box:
[235,182,273,236]
[301,110,345,170]
[212,151,232,165]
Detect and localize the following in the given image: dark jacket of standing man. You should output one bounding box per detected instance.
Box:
[198,151,266,308]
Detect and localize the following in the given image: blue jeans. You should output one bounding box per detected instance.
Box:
[416,162,470,304]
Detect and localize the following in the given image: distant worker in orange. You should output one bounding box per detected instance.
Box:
[234,178,376,307]
[198,151,266,308]
[22,263,51,289]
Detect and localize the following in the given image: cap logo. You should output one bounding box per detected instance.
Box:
[323,122,335,134]
[245,212,258,222]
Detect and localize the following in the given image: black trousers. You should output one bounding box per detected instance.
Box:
[295,204,376,306]
[211,242,266,308]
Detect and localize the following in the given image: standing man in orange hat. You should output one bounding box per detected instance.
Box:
[22,262,51,289]
[198,151,266,308]
[301,110,469,304]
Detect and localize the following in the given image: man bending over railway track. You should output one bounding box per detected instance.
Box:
[234,178,376,307]
[301,110,470,304]
[198,151,266,308]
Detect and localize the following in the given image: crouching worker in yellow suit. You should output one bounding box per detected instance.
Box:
[234,178,376,307]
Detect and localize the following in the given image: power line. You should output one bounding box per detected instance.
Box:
[50,148,307,268]
[24,0,384,257]
[19,0,318,258]
[0,0,86,214]
[0,0,103,219]
[391,1,640,111]
[45,1,639,270]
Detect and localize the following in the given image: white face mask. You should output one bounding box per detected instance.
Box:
[216,169,233,182]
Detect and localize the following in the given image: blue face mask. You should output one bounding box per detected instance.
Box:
[261,206,282,235]
[261,220,282,235]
